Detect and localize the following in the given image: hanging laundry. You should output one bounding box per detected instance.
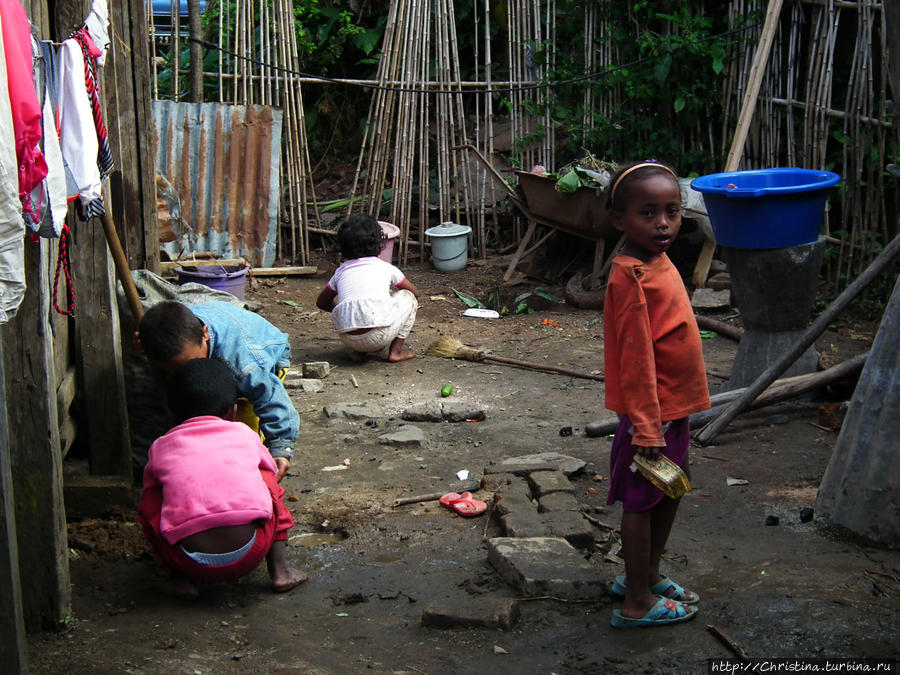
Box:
[70,29,113,180]
[84,0,110,66]
[57,36,104,218]
[0,12,27,324]
[23,40,69,238]
[1,0,48,220]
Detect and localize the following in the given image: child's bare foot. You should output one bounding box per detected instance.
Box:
[158,575,200,600]
[271,567,308,593]
[387,349,416,362]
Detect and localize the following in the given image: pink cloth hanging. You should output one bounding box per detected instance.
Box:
[0,0,48,214]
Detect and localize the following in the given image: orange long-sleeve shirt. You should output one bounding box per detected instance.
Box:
[603,254,710,447]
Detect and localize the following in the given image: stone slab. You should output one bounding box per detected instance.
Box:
[378,425,425,446]
[302,361,331,378]
[481,472,519,492]
[324,402,383,420]
[486,537,607,600]
[538,492,580,513]
[691,288,731,310]
[541,511,595,550]
[401,400,486,423]
[492,490,537,518]
[527,470,575,498]
[499,511,548,538]
[485,452,586,477]
[421,597,519,630]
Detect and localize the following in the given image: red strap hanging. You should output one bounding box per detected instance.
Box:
[53,224,76,316]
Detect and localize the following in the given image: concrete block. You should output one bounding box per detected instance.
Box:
[538,492,580,513]
[527,470,574,498]
[421,597,519,630]
[402,400,444,422]
[302,361,331,378]
[481,472,518,492]
[541,511,595,550]
[378,425,425,446]
[324,402,382,420]
[486,452,586,477]
[499,511,548,538]
[440,401,486,422]
[492,491,537,518]
[486,537,607,600]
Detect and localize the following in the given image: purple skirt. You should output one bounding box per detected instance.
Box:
[606,416,690,513]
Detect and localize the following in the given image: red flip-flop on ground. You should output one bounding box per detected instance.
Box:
[439,491,487,517]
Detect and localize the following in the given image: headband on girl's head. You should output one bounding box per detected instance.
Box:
[609,161,678,205]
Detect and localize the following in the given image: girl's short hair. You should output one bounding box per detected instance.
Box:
[166,358,238,423]
[139,300,205,362]
[605,160,678,212]
[337,214,384,260]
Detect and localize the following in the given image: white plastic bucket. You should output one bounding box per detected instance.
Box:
[378,221,400,262]
[425,222,472,272]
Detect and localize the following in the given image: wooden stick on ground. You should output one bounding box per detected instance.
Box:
[707,624,749,661]
[695,314,745,342]
[695,231,900,446]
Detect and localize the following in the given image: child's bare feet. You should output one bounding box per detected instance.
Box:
[158,574,200,600]
[271,567,308,593]
[387,349,415,362]
[266,541,307,593]
[387,337,415,362]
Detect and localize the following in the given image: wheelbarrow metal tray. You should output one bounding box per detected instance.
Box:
[516,171,616,241]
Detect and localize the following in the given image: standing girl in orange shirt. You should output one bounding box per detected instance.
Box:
[602,161,711,628]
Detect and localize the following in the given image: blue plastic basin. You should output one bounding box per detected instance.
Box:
[690,168,840,249]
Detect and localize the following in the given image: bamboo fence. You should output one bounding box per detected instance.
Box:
[147,0,894,276]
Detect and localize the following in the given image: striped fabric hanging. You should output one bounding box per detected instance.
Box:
[70,28,113,179]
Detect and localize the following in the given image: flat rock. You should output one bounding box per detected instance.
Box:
[402,400,486,423]
[499,511,549,538]
[527,470,575,498]
[421,597,519,630]
[492,490,537,518]
[289,378,323,393]
[324,402,383,420]
[541,511,595,550]
[538,492,580,513]
[481,472,519,492]
[302,361,331,378]
[691,287,731,310]
[486,537,607,600]
[485,452,586,477]
[378,425,425,446]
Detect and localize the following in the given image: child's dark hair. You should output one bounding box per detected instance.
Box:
[605,160,679,212]
[337,214,384,260]
[166,358,238,423]
[139,301,205,362]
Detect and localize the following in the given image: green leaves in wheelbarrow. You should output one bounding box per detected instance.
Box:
[554,169,583,194]
[451,288,486,309]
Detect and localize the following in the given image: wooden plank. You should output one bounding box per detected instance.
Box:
[0,334,28,672]
[71,221,132,477]
[1,240,70,631]
[692,0,784,288]
[250,266,318,276]
[105,0,160,273]
[159,258,247,274]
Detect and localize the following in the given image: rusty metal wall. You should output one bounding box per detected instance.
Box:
[152,101,283,266]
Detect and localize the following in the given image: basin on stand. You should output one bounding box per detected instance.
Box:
[691,168,840,389]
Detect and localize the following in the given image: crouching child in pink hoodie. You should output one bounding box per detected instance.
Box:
[137,358,307,598]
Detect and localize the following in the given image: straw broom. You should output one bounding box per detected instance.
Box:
[426,336,603,381]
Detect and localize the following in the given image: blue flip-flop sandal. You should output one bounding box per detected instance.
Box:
[610,596,698,628]
[610,574,700,604]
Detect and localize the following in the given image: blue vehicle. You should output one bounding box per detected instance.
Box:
[150,0,207,44]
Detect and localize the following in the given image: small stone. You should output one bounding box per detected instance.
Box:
[302,361,331,378]
[765,515,780,526]
[493,645,509,655]
[799,507,814,523]
[558,426,573,437]
[691,288,731,310]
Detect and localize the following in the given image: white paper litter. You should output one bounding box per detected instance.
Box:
[726,476,749,486]
[456,469,469,481]
[322,465,348,472]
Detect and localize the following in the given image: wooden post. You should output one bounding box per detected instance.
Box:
[691,0,784,288]
[0,333,28,674]
[188,0,204,102]
[1,240,70,631]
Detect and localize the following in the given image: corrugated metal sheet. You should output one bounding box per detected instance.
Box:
[153,101,283,267]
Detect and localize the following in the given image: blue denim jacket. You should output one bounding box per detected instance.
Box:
[190,302,299,459]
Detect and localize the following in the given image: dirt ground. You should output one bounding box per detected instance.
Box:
[28,247,899,674]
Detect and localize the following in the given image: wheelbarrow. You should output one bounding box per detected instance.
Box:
[452,144,620,289]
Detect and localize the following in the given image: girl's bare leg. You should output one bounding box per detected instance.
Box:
[620,510,657,618]
[266,540,307,593]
